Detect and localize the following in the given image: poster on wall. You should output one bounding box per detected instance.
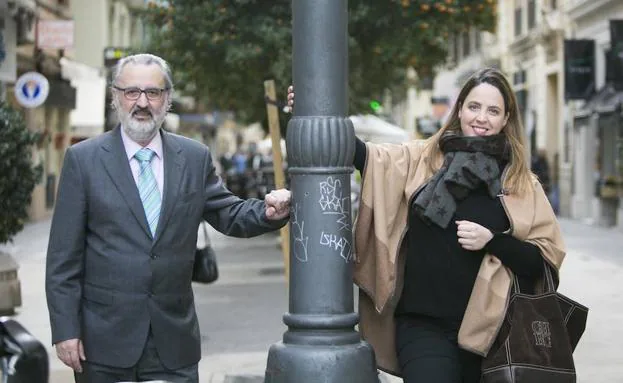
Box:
[609,20,623,91]
[564,39,595,100]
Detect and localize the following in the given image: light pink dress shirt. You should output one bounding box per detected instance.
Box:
[120,127,165,197]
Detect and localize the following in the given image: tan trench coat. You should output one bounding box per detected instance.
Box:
[353,139,566,376]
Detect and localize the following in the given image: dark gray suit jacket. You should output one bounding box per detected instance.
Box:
[45,127,287,369]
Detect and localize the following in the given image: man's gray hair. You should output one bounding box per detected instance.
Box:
[111,53,174,91]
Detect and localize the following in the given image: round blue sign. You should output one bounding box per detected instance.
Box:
[14,72,50,108]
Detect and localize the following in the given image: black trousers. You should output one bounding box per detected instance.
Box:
[395,315,482,383]
[74,328,199,383]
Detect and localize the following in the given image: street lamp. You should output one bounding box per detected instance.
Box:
[264,0,378,382]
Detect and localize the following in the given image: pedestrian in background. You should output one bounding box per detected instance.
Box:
[46,53,291,383]
[531,148,551,196]
[288,67,565,382]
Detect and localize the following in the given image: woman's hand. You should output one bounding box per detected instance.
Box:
[287,85,294,108]
[456,220,493,251]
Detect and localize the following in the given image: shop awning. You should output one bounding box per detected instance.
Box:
[60,58,105,136]
[349,114,410,144]
[575,84,623,118]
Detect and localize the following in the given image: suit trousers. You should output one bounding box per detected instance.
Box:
[74,327,199,383]
[395,314,482,383]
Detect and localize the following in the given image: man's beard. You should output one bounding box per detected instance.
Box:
[115,101,167,143]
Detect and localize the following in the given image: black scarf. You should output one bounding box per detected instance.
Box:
[413,133,510,228]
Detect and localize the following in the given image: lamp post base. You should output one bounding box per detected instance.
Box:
[265,340,379,383]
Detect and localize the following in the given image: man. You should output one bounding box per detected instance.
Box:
[45,53,291,383]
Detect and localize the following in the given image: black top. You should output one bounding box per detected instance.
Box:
[353,137,543,326]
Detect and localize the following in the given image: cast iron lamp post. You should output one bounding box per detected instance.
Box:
[264,0,378,382]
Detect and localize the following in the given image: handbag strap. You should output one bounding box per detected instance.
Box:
[201,221,209,239]
[543,261,556,292]
[512,260,557,294]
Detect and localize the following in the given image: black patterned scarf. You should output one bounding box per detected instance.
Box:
[413,132,510,228]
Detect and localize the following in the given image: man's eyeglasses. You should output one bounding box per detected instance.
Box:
[113,86,169,101]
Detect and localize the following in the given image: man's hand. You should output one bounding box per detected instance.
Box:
[55,338,86,372]
[265,189,291,220]
[456,220,494,251]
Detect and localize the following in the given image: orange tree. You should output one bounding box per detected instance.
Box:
[142,0,496,123]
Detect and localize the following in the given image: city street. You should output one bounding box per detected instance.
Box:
[2,218,288,382]
[1,216,622,382]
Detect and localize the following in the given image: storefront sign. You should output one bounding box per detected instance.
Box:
[564,39,595,101]
[14,71,49,108]
[37,19,74,50]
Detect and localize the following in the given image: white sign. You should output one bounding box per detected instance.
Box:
[37,20,74,50]
[14,72,49,108]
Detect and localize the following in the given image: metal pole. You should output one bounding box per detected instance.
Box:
[264,0,378,382]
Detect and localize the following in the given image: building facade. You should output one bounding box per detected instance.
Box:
[428,0,623,229]
[4,0,76,221]
[0,0,18,102]
[2,0,146,221]
[567,0,623,229]
[502,0,567,216]
[68,0,146,140]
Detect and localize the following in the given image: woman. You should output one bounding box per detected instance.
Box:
[287,67,565,382]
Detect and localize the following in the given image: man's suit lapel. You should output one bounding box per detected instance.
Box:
[153,130,185,244]
[100,127,152,238]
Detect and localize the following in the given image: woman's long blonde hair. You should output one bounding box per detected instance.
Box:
[425,67,533,194]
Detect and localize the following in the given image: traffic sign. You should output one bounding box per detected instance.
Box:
[14,72,49,108]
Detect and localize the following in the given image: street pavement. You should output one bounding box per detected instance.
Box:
[0,216,622,382]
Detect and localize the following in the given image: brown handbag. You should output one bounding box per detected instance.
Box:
[481,262,588,383]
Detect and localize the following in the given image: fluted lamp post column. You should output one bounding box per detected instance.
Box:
[264,0,378,382]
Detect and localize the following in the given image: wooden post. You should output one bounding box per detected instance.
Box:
[263,79,290,284]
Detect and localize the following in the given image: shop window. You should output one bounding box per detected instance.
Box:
[462,31,470,58]
[528,0,536,30]
[617,122,623,193]
[515,89,527,123]
[447,39,455,65]
[514,5,523,37]
[109,4,115,45]
[596,113,620,200]
[564,123,571,163]
[513,70,526,86]
[119,15,127,46]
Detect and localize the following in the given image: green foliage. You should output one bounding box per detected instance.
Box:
[142,0,496,123]
[0,103,42,244]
